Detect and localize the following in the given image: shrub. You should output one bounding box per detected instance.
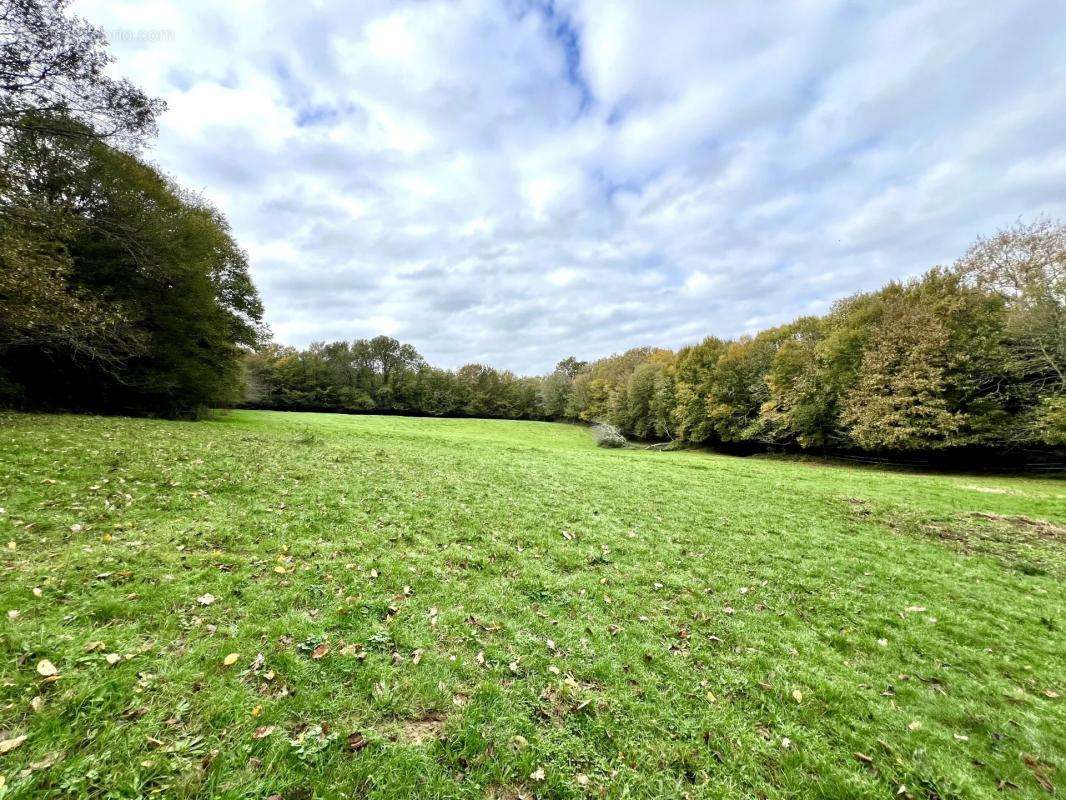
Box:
[592,422,628,448]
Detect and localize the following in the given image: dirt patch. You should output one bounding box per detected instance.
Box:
[970,512,1065,542]
[485,787,530,800]
[396,713,447,744]
[844,497,872,517]
[963,485,1014,495]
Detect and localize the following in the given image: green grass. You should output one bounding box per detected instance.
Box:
[1,410,1063,799]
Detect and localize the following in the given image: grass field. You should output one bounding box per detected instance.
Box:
[0,410,1063,799]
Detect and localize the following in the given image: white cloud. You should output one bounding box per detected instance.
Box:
[72,0,1066,372]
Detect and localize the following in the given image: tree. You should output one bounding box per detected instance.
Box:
[1,131,264,415]
[0,0,164,147]
[671,337,727,443]
[554,356,587,379]
[840,297,960,450]
[761,317,831,447]
[954,218,1064,393]
[539,369,572,419]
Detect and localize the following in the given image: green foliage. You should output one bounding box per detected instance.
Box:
[1,128,264,416]
[0,3,261,418]
[840,295,961,450]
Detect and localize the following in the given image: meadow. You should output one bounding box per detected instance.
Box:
[0,410,1062,799]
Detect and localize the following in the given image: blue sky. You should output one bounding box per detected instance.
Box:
[77,0,1066,373]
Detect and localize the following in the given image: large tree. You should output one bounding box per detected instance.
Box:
[954,218,1065,392]
[840,297,960,450]
[0,0,163,147]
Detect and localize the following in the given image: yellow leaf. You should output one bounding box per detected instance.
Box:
[0,734,27,754]
[223,652,240,667]
[36,659,58,677]
[792,689,803,703]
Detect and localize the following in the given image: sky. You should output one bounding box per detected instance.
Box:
[76,0,1066,374]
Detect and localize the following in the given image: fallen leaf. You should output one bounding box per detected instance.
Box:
[0,734,27,754]
[908,720,922,731]
[1021,753,1055,793]
[346,732,368,752]
[311,643,329,660]
[252,725,276,739]
[576,773,589,786]
[854,752,874,764]
[6,609,18,620]
[105,653,122,666]
[792,689,803,703]
[531,767,546,781]
[781,737,792,749]
[36,659,58,677]
[197,593,216,606]
[223,652,240,667]
[29,695,43,712]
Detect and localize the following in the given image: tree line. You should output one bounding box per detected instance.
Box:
[1,2,1062,455]
[0,0,264,417]
[245,220,1064,453]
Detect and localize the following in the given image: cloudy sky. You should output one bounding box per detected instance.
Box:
[76,0,1066,374]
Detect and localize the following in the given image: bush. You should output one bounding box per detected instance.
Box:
[592,422,628,448]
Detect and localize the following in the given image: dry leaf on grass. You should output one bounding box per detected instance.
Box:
[0,734,27,754]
